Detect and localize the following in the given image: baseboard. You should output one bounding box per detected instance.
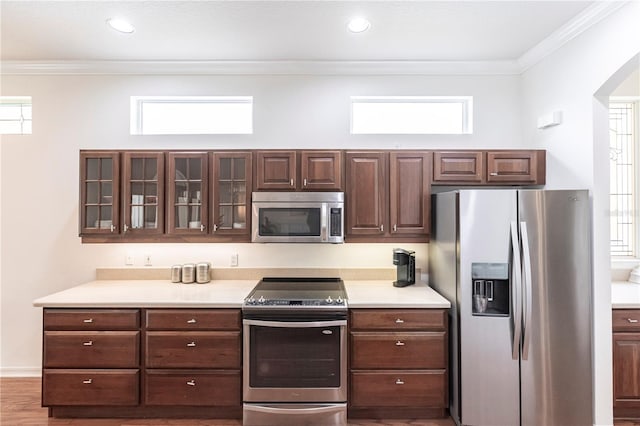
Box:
[0,367,41,377]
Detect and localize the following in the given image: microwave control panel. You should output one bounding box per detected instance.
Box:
[330,208,342,237]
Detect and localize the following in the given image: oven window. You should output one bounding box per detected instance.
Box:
[249,325,341,388]
[258,208,321,236]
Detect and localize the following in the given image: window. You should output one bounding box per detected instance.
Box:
[350,96,473,135]
[130,96,253,135]
[0,96,32,134]
[610,99,639,257]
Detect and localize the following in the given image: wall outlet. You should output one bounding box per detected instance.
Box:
[125,253,134,266]
[144,254,152,266]
[230,253,239,267]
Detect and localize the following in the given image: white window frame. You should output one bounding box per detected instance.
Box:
[610,96,640,260]
[350,96,473,135]
[0,96,32,135]
[130,96,253,135]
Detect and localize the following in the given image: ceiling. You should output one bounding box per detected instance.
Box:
[1,1,597,63]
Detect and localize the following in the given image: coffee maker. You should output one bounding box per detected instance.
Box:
[393,248,416,287]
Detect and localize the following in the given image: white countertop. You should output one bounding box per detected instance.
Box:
[33,279,450,309]
[612,281,640,309]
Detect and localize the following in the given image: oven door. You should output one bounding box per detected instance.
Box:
[243,318,347,402]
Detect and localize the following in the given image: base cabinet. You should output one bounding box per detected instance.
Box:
[614,309,640,418]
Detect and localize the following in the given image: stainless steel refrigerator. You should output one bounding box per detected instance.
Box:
[429,189,592,426]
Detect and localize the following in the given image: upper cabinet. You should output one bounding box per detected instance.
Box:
[166,152,209,235]
[210,152,252,237]
[255,150,343,191]
[389,152,431,236]
[345,152,387,237]
[79,151,120,236]
[432,150,545,185]
[122,152,164,236]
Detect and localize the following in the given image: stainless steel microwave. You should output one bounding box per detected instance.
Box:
[251,192,344,243]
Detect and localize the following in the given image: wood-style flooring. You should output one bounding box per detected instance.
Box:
[0,378,454,425]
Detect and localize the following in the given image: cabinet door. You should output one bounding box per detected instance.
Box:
[389,152,431,236]
[211,152,252,236]
[122,152,164,235]
[79,151,120,235]
[255,151,296,190]
[486,151,542,184]
[433,151,484,184]
[613,332,640,408]
[300,150,343,190]
[346,152,387,236]
[167,152,209,235]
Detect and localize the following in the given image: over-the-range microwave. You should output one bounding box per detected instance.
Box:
[251,192,344,243]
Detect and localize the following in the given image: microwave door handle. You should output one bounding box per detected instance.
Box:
[321,204,328,241]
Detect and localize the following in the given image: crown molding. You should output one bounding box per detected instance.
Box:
[0,59,521,76]
[517,1,629,72]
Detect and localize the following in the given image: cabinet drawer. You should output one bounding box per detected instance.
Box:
[145,370,241,406]
[350,370,446,408]
[44,331,140,368]
[351,332,446,369]
[433,151,484,183]
[613,310,640,332]
[350,309,446,331]
[145,331,241,368]
[145,309,240,330]
[42,369,139,406]
[44,309,140,331]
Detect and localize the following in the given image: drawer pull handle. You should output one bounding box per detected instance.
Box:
[187,342,196,347]
[490,172,499,176]
[186,380,196,386]
[628,318,639,323]
[83,318,93,323]
[187,319,197,324]
[83,341,93,346]
[395,379,405,385]
[395,318,404,324]
[395,341,405,346]
[83,379,92,384]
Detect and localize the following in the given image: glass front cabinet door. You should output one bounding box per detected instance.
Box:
[167,152,209,235]
[210,152,252,237]
[122,152,165,235]
[79,151,120,235]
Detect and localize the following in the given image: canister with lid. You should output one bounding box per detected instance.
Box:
[181,264,196,284]
[171,265,182,283]
[196,262,211,283]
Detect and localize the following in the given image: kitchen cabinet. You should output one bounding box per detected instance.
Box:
[42,308,141,407]
[166,152,209,235]
[348,308,448,419]
[79,151,120,236]
[122,151,164,236]
[143,309,242,408]
[432,150,545,185]
[210,152,252,237]
[345,151,430,242]
[255,150,343,191]
[613,309,640,417]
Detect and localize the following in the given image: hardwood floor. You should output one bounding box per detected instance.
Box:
[0,378,454,425]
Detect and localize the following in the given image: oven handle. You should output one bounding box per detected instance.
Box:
[244,404,346,415]
[243,319,347,328]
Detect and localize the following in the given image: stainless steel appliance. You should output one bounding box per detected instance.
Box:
[392,248,416,287]
[429,189,592,426]
[251,192,344,243]
[242,277,348,426]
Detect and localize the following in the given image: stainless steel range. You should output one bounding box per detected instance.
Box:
[242,277,348,426]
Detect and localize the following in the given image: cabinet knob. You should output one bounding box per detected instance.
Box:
[82,341,93,346]
[187,318,197,324]
[213,224,218,232]
[83,318,93,323]
[186,379,196,386]
[628,318,639,323]
[123,224,129,233]
[82,379,93,385]
[395,341,405,346]
[393,224,397,232]
[380,224,384,232]
[187,341,196,347]
[200,224,205,232]
[395,318,404,324]
[110,224,116,232]
[303,178,308,187]
[395,379,405,385]
[290,179,294,186]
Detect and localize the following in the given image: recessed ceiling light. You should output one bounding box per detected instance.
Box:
[347,17,370,33]
[106,18,135,34]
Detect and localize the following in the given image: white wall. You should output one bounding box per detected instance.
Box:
[0,73,522,373]
[521,2,640,425]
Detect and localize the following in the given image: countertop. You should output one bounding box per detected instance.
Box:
[612,281,640,309]
[32,279,450,309]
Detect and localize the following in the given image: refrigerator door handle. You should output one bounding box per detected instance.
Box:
[510,221,523,360]
[520,221,533,361]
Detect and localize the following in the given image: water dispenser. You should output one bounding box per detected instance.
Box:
[471,263,510,316]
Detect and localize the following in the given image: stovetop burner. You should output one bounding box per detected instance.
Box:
[243,277,347,309]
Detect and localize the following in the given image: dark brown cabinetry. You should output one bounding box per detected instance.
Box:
[433,150,545,185]
[255,150,343,191]
[210,152,252,237]
[122,152,164,236]
[166,152,209,235]
[349,308,448,419]
[42,308,141,408]
[613,309,640,417]
[79,151,120,236]
[346,151,431,241]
